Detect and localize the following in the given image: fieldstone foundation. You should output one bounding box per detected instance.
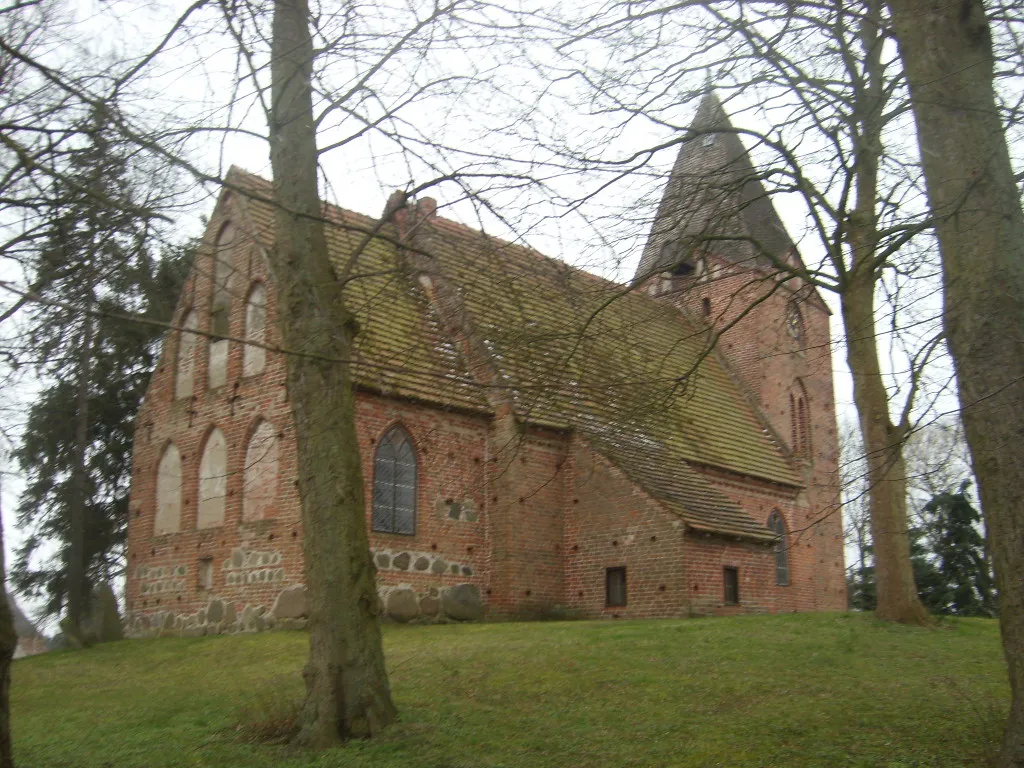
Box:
[125,581,485,638]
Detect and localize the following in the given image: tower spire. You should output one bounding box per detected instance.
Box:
[634,92,795,282]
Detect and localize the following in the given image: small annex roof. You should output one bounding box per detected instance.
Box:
[224,168,798,541]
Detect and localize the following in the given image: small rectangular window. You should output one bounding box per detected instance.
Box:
[606,567,627,607]
[198,558,213,591]
[723,566,739,605]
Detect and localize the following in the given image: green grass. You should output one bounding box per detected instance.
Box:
[11,613,1008,767]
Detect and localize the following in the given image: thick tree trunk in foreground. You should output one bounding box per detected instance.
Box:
[268,0,396,747]
[884,0,1024,762]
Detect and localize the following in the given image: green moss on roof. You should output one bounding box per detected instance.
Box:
[232,172,487,412]
[227,168,798,540]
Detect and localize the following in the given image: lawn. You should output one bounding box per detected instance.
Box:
[11,613,1008,767]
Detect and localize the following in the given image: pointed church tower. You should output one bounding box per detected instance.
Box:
[638,91,846,612]
[635,90,796,282]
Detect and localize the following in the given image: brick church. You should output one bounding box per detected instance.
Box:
[124,93,845,636]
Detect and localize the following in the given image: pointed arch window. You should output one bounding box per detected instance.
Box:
[786,301,804,344]
[243,420,278,521]
[790,381,810,459]
[154,443,182,535]
[768,510,789,586]
[243,282,267,377]
[175,310,198,399]
[197,427,228,529]
[372,425,417,535]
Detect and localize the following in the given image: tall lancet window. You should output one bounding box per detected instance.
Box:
[197,427,228,529]
[243,420,278,521]
[209,223,235,388]
[154,443,182,535]
[372,425,417,535]
[175,310,198,399]
[243,282,266,377]
[786,301,805,345]
[790,380,811,459]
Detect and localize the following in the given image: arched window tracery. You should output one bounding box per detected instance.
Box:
[372,425,417,535]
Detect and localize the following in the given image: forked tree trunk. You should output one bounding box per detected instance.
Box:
[842,274,928,624]
[841,0,929,625]
[267,0,396,747]
[884,0,1024,762]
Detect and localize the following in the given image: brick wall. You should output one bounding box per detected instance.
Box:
[660,256,846,611]
[566,440,691,618]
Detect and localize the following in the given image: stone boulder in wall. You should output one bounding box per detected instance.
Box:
[440,583,485,621]
[270,585,307,620]
[385,587,420,623]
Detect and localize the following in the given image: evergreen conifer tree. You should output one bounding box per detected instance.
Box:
[10,104,187,626]
[918,482,996,617]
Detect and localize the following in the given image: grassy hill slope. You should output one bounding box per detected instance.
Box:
[11,613,1008,767]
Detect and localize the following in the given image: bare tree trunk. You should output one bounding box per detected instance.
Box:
[884,0,1024,761]
[67,305,94,631]
[842,278,928,624]
[842,0,929,625]
[0,477,16,768]
[267,0,396,747]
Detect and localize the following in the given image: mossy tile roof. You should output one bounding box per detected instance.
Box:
[228,168,797,540]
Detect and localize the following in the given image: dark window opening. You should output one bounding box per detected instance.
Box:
[606,567,627,607]
[702,297,711,317]
[372,425,417,535]
[723,566,739,605]
[768,511,790,586]
[660,240,695,277]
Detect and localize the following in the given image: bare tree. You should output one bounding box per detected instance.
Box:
[265,0,397,744]
[903,416,974,505]
[882,0,1024,761]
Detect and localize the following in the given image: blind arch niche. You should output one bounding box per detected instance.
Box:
[198,427,228,529]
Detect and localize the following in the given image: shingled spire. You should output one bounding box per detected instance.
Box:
[635,90,796,282]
